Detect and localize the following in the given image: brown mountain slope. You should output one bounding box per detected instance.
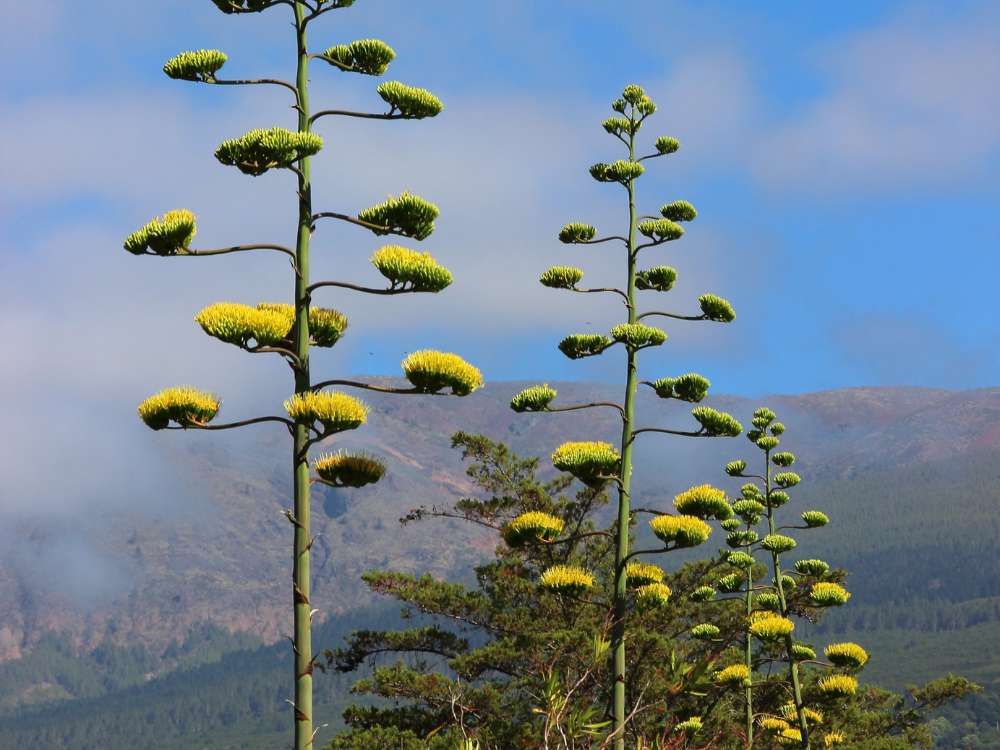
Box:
[0,384,996,661]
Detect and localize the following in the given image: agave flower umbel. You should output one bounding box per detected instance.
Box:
[126,6,480,748]
[508,83,741,748]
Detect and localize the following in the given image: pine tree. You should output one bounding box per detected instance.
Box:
[125,4,480,748]
[508,84,741,748]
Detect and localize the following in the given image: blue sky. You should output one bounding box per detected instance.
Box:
[2,1,999,519]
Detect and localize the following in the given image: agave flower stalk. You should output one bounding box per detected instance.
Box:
[723,410,866,750]
[510,84,740,749]
[127,4,481,749]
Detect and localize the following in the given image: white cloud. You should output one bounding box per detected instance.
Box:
[751,4,1000,192]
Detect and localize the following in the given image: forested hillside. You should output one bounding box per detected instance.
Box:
[0,385,997,748]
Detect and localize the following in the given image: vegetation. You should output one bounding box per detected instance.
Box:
[509,83,741,748]
[125,2,480,747]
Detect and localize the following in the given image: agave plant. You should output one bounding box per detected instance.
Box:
[127,4,481,748]
[509,84,741,748]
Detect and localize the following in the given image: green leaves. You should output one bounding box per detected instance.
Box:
[635,265,677,292]
[649,373,710,402]
[610,322,666,349]
[558,334,612,359]
[638,218,684,242]
[358,192,439,240]
[377,81,443,118]
[124,209,197,256]
[163,50,228,81]
[590,160,644,184]
[539,266,584,289]
[322,39,395,75]
[314,451,386,488]
[370,245,452,292]
[558,222,597,243]
[401,350,483,395]
[698,294,736,322]
[691,406,743,437]
[137,387,219,430]
[661,200,697,222]
[510,384,557,413]
[215,128,323,176]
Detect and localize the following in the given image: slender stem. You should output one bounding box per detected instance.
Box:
[611,104,640,750]
[310,109,404,124]
[765,446,810,749]
[292,6,314,749]
[629,426,707,442]
[167,415,294,431]
[545,402,625,419]
[575,235,628,247]
[637,311,707,322]
[307,280,419,296]
[310,211,392,234]
[209,77,300,100]
[571,286,631,307]
[179,244,298,264]
[311,378,440,395]
[744,517,755,748]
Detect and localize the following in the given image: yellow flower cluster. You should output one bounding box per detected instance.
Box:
[137,386,219,430]
[635,582,672,609]
[759,717,790,733]
[551,441,620,484]
[811,582,851,607]
[625,561,665,587]
[502,511,564,547]
[824,732,846,747]
[124,209,197,255]
[780,704,823,724]
[748,613,795,640]
[649,515,712,547]
[402,350,483,396]
[370,245,453,292]
[313,452,385,488]
[818,675,858,697]
[777,728,803,745]
[824,642,869,670]
[283,391,368,432]
[714,664,750,685]
[538,565,594,593]
[673,484,730,519]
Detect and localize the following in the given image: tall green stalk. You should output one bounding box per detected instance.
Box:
[128,4,481,748]
[510,84,741,748]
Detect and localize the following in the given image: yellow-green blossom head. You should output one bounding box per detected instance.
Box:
[551,441,620,485]
[824,642,869,670]
[649,515,712,547]
[124,209,197,256]
[811,582,851,607]
[401,350,482,396]
[502,511,564,547]
[748,613,794,641]
[635,582,672,610]
[138,386,219,430]
[818,675,858,698]
[370,245,452,292]
[539,565,594,594]
[284,391,368,432]
[673,484,732,520]
[625,561,665,587]
[714,664,751,686]
[313,451,385,488]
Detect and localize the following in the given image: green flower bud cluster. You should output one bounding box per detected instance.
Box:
[215,128,323,176]
[692,407,743,437]
[661,200,697,222]
[791,643,816,661]
[358,192,439,240]
[635,265,678,291]
[539,266,584,289]
[761,534,797,554]
[558,222,596,243]
[638,218,684,242]
[725,459,747,476]
[602,117,639,137]
[558,334,612,359]
[690,585,717,602]
[650,373,710,403]
[721,518,742,532]
[772,451,796,467]
[284,391,369,432]
[717,573,743,593]
[754,592,782,611]
[552,441,620,485]
[138,386,220,430]
[691,623,720,640]
[377,81,443,118]
[768,490,790,507]
[727,529,758,548]
[322,39,395,75]
[699,294,736,322]
[611,322,667,349]
[163,49,228,81]
[401,350,483,395]
[313,451,385,488]
[370,245,452,292]
[801,510,830,528]
[655,136,680,154]
[619,84,656,115]
[211,0,274,13]
[774,472,801,488]
[794,559,830,577]
[590,160,645,184]
[124,209,197,256]
[727,551,755,569]
[510,384,557,413]
[650,515,713,547]
[732,498,765,520]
